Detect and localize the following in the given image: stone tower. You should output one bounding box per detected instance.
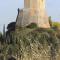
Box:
[16,0,50,28]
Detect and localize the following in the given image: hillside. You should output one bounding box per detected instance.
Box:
[0,27,60,60]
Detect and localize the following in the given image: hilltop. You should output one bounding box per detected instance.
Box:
[4,27,60,60]
[0,22,60,60]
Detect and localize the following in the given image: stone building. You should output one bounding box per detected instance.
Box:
[16,0,50,28]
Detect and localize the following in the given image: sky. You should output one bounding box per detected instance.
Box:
[0,0,60,32]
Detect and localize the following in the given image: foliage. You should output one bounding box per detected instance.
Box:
[7,22,16,31]
[0,32,3,43]
[0,32,2,38]
[52,22,60,29]
[26,23,38,28]
[0,27,60,60]
[48,16,52,27]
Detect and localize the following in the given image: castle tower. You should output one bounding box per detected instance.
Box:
[24,0,30,8]
[16,0,50,28]
[24,0,45,9]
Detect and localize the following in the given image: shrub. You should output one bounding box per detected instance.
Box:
[52,22,60,30]
[7,22,16,31]
[26,23,38,28]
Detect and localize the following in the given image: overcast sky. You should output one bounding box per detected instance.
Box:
[0,0,60,32]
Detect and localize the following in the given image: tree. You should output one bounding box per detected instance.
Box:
[0,32,3,43]
[48,16,52,27]
[7,22,16,31]
[6,22,16,44]
[3,24,6,43]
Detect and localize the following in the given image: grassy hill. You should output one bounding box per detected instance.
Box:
[0,27,60,60]
[10,28,60,60]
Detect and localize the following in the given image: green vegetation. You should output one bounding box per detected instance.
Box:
[0,32,3,43]
[52,22,60,29]
[1,28,60,59]
[49,16,53,27]
[14,28,60,60]
[0,21,60,60]
[48,16,60,30]
[7,22,16,31]
[26,23,38,28]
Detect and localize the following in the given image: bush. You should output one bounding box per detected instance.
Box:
[26,23,38,28]
[52,22,60,30]
[7,22,16,31]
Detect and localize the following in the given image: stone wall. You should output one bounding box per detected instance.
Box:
[16,0,50,28]
[16,8,50,28]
